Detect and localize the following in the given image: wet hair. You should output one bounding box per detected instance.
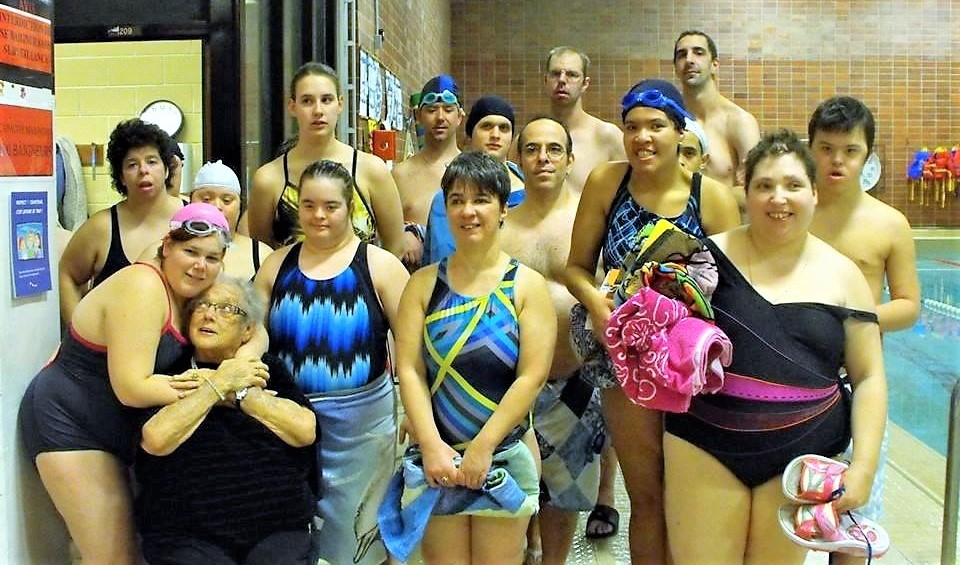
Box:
[440,150,511,206]
[744,129,817,191]
[289,61,340,99]
[299,159,355,205]
[107,118,176,195]
[807,95,876,154]
[190,275,265,326]
[544,46,591,75]
[674,29,718,61]
[516,115,573,154]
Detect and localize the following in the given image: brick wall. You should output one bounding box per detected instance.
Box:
[356,0,451,158]
[450,0,960,227]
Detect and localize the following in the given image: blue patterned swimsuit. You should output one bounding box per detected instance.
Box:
[602,169,705,272]
[423,257,524,450]
[267,242,388,393]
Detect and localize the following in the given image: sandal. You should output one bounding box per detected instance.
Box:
[584,503,620,539]
[782,454,847,504]
[778,503,890,559]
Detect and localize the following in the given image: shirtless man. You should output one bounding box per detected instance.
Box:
[807,96,920,565]
[542,46,625,193]
[543,46,625,540]
[502,117,605,565]
[391,75,463,268]
[674,30,760,207]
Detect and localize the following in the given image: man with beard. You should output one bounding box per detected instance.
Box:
[392,75,464,269]
[674,30,760,210]
[541,46,624,193]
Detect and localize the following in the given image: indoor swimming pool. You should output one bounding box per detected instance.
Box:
[885,238,960,456]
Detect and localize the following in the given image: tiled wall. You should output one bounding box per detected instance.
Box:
[356,0,450,158]
[54,40,203,215]
[450,0,960,228]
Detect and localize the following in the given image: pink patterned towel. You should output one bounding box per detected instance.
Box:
[604,287,732,412]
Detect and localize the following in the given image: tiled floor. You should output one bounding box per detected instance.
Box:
[70,422,956,565]
[557,422,956,564]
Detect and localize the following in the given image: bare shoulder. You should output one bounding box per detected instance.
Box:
[405,262,440,299]
[392,154,421,178]
[101,262,166,299]
[251,157,284,193]
[356,149,390,174]
[586,160,628,190]
[256,244,294,284]
[865,195,911,231]
[514,262,550,298]
[367,242,406,269]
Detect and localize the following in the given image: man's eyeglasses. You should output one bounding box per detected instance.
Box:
[170,219,227,238]
[192,300,247,318]
[419,90,459,107]
[620,89,692,122]
[520,143,567,160]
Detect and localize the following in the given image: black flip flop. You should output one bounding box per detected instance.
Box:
[584,503,620,539]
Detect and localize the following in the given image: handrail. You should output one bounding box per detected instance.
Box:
[941,379,960,565]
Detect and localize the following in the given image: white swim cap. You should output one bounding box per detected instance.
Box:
[683,118,710,155]
[191,160,241,194]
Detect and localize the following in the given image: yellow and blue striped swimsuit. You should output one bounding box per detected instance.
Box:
[424,257,522,450]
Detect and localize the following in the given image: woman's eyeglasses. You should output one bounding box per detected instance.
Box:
[620,89,692,122]
[419,90,459,107]
[192,300,247,318]
[170,219,227,238]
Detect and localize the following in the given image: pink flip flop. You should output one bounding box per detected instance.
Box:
[778,502,890,559]
[781,454,848,504]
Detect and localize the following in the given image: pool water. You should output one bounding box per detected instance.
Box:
[884,238,960,456]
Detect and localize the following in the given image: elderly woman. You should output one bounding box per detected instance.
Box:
[393,150,555,563]
[135,277,318,565]
[564,78,740,563]
[254,159,409,565]
[59,118,185,323]
[662,130,886,563]
[19,204,266,564]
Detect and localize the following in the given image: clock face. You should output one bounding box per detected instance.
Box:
[860,151,881,191]
[140,100,184,136]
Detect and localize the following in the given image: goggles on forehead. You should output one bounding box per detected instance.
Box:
[170,219,228,238]
[419,89,459,107]
[620,89,693,124]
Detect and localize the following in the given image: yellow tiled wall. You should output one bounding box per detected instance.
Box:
[54,40,203,215]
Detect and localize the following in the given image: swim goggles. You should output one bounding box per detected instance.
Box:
[170,219,228,238]
[620,89,692,123]
[419,89,459,107]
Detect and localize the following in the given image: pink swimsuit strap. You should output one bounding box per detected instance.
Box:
[721,372,838,402]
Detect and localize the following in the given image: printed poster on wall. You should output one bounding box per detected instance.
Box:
[0,0,54,177]
[9,190,51,297]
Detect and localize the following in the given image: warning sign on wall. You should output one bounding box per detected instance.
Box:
[0,5,52,75]
[0,103,52,176]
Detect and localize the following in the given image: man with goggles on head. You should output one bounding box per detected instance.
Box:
[673,29,760,207]
[539,46,625,193]
[392,74,464,270]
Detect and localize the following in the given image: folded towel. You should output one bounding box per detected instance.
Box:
[377,440,539,562]
[606,288,732,412]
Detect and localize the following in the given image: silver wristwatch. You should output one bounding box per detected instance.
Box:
[234,387,250,408]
